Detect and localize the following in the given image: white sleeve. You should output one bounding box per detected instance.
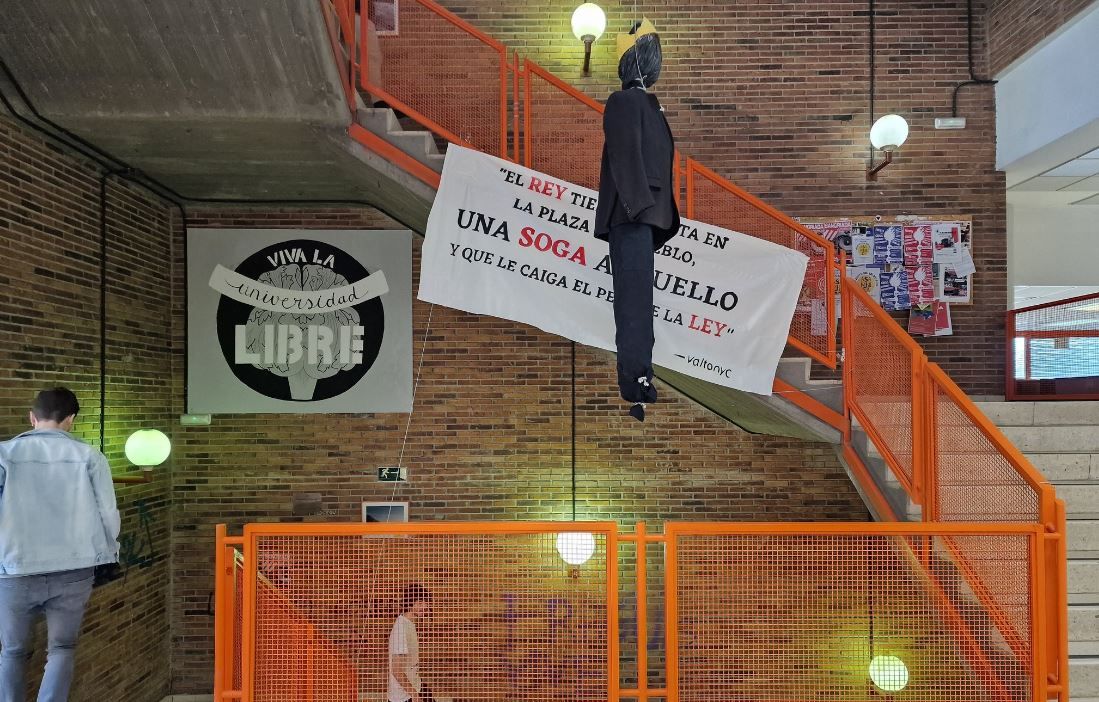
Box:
[390,619,411,656]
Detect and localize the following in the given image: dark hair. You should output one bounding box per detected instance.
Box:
[32,387,80,423]
[400,583,431,614]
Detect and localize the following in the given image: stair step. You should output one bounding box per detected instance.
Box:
[1026,453,1097,482]
[1070,521,1099,555]
[1060,484,1099,518]
[1071,656,1099,698]
[999,426,1099,453]
[975,400,1099,427]
[355,109,445,171]
[1070,605,1099,642]
[1069,559,1099,598]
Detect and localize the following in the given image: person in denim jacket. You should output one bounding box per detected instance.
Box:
[0,387,120,702]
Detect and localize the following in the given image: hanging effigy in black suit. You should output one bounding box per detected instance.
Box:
[594,19,680,422]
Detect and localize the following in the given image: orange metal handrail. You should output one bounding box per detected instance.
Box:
[686,158,838,368]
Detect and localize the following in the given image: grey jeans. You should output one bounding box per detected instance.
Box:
[0,568,94,702]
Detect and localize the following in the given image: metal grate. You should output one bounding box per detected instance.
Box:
[669,528,1035,702]
[687,163,836,367]
[367,0,506,157]
[1008,293,1099,400]
[846,286,917,493]
[248,527,613,702]
[524,64,605,192]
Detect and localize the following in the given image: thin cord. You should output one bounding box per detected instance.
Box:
[868,0,876,164]
[951,0,997,117]
[571,341,577,522]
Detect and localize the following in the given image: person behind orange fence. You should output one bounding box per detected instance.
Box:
[389,584,433,702]
[0,388,120,702]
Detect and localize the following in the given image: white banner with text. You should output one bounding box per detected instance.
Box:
[418,146,808,395]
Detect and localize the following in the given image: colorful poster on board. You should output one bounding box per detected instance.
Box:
[851,234,875,265]
[938,264,972,304]
[847,265,883,304]
[873,225,904,265]
[907,264,935,305]
[903,224,933,266]
[880,268,911,311]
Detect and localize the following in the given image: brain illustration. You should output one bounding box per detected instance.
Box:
[241,264,361,400]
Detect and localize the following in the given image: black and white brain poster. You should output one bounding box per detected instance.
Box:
[187,229,412,413]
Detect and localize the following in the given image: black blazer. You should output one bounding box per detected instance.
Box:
[594,88,681,250]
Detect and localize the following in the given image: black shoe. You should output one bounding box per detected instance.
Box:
[629,403,646,422]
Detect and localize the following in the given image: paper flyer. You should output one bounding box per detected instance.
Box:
[906,264,935,305]
[873,225,904,265]
[903,224,933,266]
[938,264,972,304]
[851,234,875,265]
[933,301,953,336]
[847,265,883,304]
[932,222,963,263]
[880,268,911,311]
[908,305,935,336]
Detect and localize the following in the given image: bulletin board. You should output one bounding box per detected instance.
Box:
[795,215,974,338]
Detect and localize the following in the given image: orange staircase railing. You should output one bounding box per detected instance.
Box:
[304,2,1070,699]
[216,521,1059,702]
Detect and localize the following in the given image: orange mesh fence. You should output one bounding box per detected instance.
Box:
[686,160,836,367]
[666,524,1040,702]
[523,61,605,191]
[926,362,1048,524]
[243,524,615,702]
[364,0,507,157]
[1007,292,1099,400]
[842,278,921,499]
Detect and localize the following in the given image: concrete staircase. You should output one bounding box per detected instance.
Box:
[357,107,447,172]
[977,400,1099,701]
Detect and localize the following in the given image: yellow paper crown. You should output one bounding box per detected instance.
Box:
[616,18,657,60]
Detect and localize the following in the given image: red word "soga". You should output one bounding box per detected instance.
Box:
[518,227,587,266]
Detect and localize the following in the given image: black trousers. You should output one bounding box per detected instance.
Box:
[609,221,658,404]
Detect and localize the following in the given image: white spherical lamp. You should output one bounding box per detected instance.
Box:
[571,3,606,41]
[571,3,606,76]
[556,531,596,566]
[125,429,171,467]
[870,114,909,152]
[869,655,909,693]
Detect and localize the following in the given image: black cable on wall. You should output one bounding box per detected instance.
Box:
[952,0,997,117]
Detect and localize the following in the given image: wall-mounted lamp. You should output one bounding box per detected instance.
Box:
[114,428,171,483]
[571,3,606,76]
[866,114,909,181]
[556,531,596,566]
[869,654,910,693]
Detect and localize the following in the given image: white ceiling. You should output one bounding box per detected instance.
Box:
[1007,145,1099,206]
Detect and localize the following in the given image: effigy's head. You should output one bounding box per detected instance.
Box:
[617,18,661,89]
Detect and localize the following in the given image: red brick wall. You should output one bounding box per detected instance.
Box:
[387,0,1009,395]
[987,0,1097,75]
[169,208,869,693]
[0,116,173,702]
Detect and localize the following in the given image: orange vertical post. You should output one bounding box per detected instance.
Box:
[498,49,508,159]
[607,528,621,702]
[664,527,679,702]
[214,524,228,701]
[523,59,533,168]
[911,353,926,507]
[241,528,257,702]
[1031,526,1049,702]
[512,52,520,164]
[636,522,648,702]
[684,160,695,220]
